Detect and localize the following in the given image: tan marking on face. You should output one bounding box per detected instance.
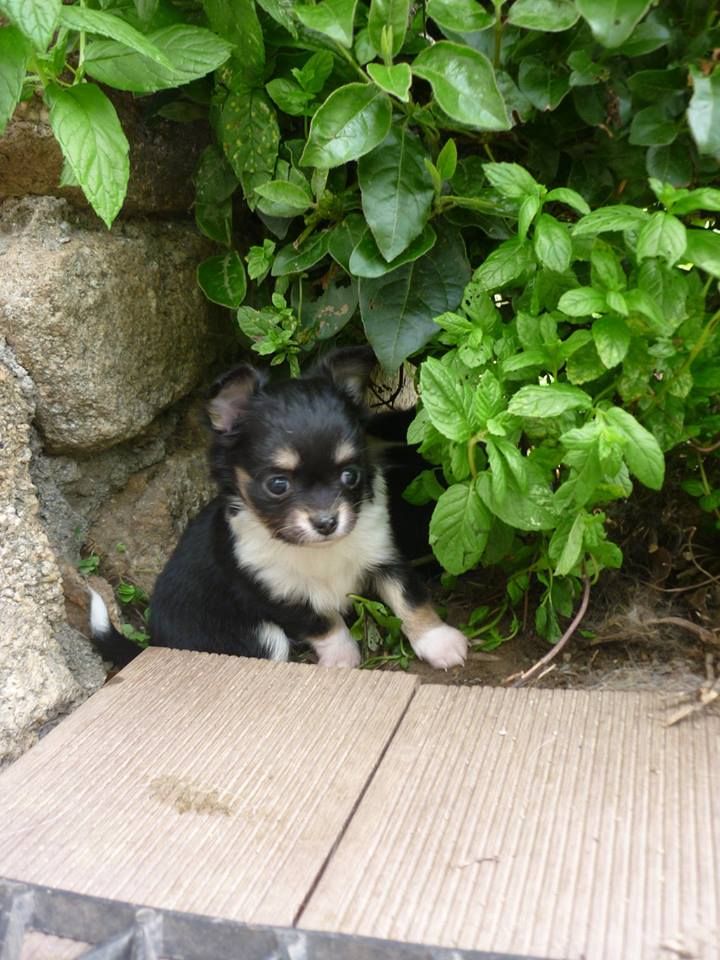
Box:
[234,467,252,500]
[272,447,300,471]
[334,439,358,464]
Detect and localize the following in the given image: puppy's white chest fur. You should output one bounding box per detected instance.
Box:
[229,475,396,613]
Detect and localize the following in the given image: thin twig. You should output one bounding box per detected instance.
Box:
[506,577,591,688]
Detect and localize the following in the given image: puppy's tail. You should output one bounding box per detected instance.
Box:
[89,588,144,668]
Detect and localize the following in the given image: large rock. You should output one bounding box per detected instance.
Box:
[0,196,232,452]
[0,343,105,767]
[0,94,209,216]
[87,418,216,594]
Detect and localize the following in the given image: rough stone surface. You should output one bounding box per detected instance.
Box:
[0,344,105,767]
[30,401,191,562]
[0,196,232,452]
[87,420,216,594]
[0,95,209,216]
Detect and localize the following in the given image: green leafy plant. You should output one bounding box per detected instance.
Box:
[77,551,100,576]
[406,167,720,639]
[349,594,411,668]
[0,0,232,226]
[182,0,719,372]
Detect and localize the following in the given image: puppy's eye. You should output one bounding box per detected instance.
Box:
[340,466,361,489]
[265,475,290,497]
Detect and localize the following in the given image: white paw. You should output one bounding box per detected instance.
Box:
[312,625,361,669]
[411,624,467,670]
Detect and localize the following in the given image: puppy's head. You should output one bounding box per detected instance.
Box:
[208,348,377,546]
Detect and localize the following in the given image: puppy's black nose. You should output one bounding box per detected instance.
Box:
[311,513,338,536]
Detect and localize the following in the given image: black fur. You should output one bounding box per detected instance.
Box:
[90,349,438,667]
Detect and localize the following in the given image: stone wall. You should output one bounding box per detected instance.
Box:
[0,96,233,765]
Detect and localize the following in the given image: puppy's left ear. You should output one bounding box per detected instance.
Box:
[207,365,266,432]
[311,346,377,406]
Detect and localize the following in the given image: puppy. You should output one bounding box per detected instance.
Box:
[90,348,467,670]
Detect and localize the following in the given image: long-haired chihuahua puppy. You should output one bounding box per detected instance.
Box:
[91,348,467,670]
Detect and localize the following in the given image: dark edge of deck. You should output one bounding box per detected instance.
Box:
[0,878,556,960]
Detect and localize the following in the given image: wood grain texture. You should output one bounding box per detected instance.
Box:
[0,649,418,926]
[300,685,720,960]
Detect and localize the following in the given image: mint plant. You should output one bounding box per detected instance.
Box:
[406,167,720,639]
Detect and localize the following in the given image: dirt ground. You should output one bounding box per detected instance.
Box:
[397,481,720,700]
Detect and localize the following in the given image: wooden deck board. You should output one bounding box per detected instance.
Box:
[0,649,418,926]
[299,685,720,960]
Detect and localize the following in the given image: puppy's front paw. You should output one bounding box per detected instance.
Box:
[312,626,362,669]
[412,624,467,670]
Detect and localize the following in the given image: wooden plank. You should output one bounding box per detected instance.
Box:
[300,685,720,960]
[0,649,418,926]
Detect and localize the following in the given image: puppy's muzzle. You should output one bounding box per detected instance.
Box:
[310,512,339,536]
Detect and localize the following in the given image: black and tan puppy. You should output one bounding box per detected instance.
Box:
[91,348,467,670]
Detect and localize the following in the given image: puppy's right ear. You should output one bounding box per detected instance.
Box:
[207,365,266,432]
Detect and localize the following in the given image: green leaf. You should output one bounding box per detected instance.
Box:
[636,212,686,266]
[684,229,720,279]
[203,0,264,80]
[265,78,314,117]
[576,0,653,48]
[477,460,557,532]
[328,213,367,272]
[604,407,664,490]
[472,237,535,292]
[552,512,586,576]
[429,480,491,575]
[411,42,510,131]
[366,62,412,102]
[420,356,472,441]
[545,187,590,215]
[507,0,579,31]
[557,286,606,317]
[518,57,569,111]
[358,126,434,262]
[0,26,28,136]
[665,187,720,216]
[592,315,630,368]
[646,142,693,188]
[221,88,279,183]
[305,276,359,339]
[194,145,238,204]
[359,229,469,370]
[687,66,720,160]
[0,0,60,49]
[533,213,572,273]
[508,383,593,418]
[436,139,457,181]
[368,0,409,57]
[272,231,331,276]
[482,162,539,200]
[349,224,436,277]
[572,205,649,236]
[590,239,625,291]
[293,51,335,95]
[566,341,606,384]
[46,83,129,229]
[425,0,493,32]
[254,180,313,217]
[295,0,357,47]
[58,7,173,68]
[518,194,541,240]
[195,198,232,246]
[197,251,247,308]
[85,25,232,93]
[628,68,685,102]
[629,105,678,147]
[246,239,276,282]
[301,83,392,168]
